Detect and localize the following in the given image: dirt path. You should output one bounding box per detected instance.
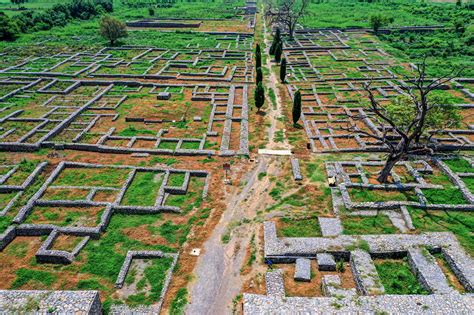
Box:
[262,20,291,151]
[186,156,278,314]
[186,14,292,315]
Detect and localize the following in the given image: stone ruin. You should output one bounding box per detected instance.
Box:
[0,78,250,157]
[243,221,474,313]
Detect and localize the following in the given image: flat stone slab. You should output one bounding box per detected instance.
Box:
[316,253,336,271]
[258,149,292,156]
[157,92,171,100]
[290,158,303,181]
[318,217,343,237]
[294,258,311,282]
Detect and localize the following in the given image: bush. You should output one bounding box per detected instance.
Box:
[0,13,20,41]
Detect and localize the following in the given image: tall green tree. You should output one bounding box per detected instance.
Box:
[0,13,19,41]
[99,15,127,46]
[256,67,263,85]
[292,90,301,126]
[255,43,262,68]
[269,27,281,55]
[274,41,282,63]
[255,82,265,112]
[369,14,386,35]
[280,58,287,83]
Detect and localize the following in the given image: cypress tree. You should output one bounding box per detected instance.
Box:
[255,82,265,112]
[280,58,287,83]
[255,44,262,68]
[292,90,301,126]
[269,27,281,55]
[256,67,263,84]
[274,41,282,63]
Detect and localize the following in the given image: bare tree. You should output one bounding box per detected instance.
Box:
[341,61,463,183]
[277,0,310,39]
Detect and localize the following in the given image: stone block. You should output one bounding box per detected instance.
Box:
[157,92,171,100]
[317,253,336,271]
[294,258,311,282]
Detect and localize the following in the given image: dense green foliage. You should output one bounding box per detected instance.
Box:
[0,0,113,40]
[301,0,473,29]
[255,82,265,112]
[99,14,127,45]
[280,57,287,83]
[292,90,301,126]
[380,30,474,76]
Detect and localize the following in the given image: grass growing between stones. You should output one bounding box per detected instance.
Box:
[122,171,164,206]
[11,268,57,289]
[374,258,429,295]
[349,188,418,203]
[125,257,174,307]
[82,215,174,280]
[277,217,322,238]
[410,208,474,256]
[422,187,467,204]
[342,215,398,235]
[170,288,188,315]
[444,158,472,173]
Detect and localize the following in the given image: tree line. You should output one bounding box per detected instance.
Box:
[0,0,113,41]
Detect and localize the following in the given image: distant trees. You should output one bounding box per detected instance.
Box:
[269,27,281,55]
[369,14,393,34]
[280,57,287,83]
[148,7,155,16]
[0,0,113,41]
[292,90,301,126]
[11,0,27,9]
[99,15,127,45]
[0,13,19,41]
[255,82,265,112]
[277,0,309,39]
[274,41,282,63]
[369,14,385,34]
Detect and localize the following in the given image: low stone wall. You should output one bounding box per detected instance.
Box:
[0,290,101,314]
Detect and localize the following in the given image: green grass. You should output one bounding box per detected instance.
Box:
[375,258,429,295]
[54,167,129,188]
[118,126,155,137]
[277,217,321,238]
[342,215,398,235]
[126,257,174,307]
[167,173,185,187]
[11,268,57,289]
[170,288,188,315]
[300,0,470,29]
[349,188,417,203]
[77,278,106,290]
[422,187,467,205]
[410,207,474,256]
[444,158,473,173]
[81,214,174,282]
[122,171,163,206]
